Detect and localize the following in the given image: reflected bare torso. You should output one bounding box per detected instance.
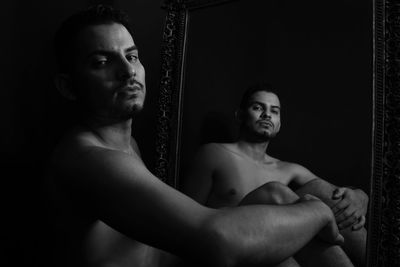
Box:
[194,143,309,208]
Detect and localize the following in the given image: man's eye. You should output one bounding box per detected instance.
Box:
[252,105,262,111]
[92,59,107,67]
[127,54,139,63]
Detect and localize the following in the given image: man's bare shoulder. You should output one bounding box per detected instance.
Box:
[275,160,311,174]
[275,160,319,187]
[195,142,233,158]
[199,142,230,151]
[187,142,239,175]
[130,137,141,155]
[195,142,244,163]
[53,128,107,161]
[204,142,242,155]
[51,128,145,180]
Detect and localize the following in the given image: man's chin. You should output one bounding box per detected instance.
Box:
[257,131,276,140]
[115,103,143,119]
[129,103,144,115]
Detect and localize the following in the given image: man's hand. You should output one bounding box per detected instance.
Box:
[301,194,344,246]
[331,187,369,231]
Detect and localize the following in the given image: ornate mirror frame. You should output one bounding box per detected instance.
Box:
[154,0,400,266]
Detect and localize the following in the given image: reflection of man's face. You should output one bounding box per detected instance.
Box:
[242,91,281,140]
[71,23,146,119]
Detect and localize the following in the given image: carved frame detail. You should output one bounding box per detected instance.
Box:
[368,0,400,266]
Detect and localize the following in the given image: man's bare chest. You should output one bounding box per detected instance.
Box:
[208,159,293,206]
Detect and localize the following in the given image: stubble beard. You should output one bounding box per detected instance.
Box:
[255,130,275,142]
[116,102,144,120]
[241,125,276,143]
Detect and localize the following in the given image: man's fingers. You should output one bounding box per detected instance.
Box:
[352,216,366,231]
[335,206,354,223]
[336,205,361,223]
[332,187,346,200]
[332,200,350,216]
[335,233,345,246]
[338,211,359,230]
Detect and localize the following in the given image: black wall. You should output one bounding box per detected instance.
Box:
[180,0,372,192]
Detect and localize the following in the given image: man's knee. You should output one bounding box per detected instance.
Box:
[240,182,298,205]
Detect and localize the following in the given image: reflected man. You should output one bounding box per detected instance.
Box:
[49,5,349,267]
[183,84,368,266]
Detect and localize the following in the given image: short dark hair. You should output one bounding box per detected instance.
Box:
[54,4,133,73]
[239,83,278,109]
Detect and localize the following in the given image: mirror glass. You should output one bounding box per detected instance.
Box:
[178,0,372,196]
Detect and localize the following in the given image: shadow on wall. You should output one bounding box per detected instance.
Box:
[199,111,236,145]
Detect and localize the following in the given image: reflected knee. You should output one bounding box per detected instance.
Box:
[261,182,298,205]
[240,182,298,205]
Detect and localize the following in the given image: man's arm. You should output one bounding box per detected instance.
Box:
[53,146,341,267]
[289,164,368,266]
[289,164,368,229]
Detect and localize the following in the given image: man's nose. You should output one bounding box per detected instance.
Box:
[261,110,271,119]
[118,59,136,80]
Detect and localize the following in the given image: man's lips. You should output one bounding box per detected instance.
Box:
[258,120,273,128]
[125,84,142,92]
[118,81,144,95]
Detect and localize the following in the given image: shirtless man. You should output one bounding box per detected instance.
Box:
[182,84,368,266]
[48,5,350,267]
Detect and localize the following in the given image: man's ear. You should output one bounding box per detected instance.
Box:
[54,73,77,101]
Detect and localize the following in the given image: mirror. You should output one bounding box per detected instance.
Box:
[155,0,399,265]
[179,0,372,194]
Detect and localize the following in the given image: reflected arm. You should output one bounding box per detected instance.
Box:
[290,164,368,266]
[290,165,368,226]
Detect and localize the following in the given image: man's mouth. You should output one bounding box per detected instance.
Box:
[124,82,143,91]
[258,120,273,128]
[118,81,144,96]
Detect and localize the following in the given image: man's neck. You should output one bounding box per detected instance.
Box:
[236,139,271,163]
[81,114,134,152]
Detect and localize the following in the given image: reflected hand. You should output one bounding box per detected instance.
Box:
[301,194,344,246]
[331,187,369,231]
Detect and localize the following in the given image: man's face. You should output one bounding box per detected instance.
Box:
[241,91,281,140]
[70,23,146,119]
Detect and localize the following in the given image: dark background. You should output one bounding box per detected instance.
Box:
[180,0,372,192]
[0,0,164,266]
[0,0,371,266]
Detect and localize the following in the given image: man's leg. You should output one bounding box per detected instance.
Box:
[295,238,354,267]
[240,182,354,267]
[296,182,366,266]
[274,257,300,267]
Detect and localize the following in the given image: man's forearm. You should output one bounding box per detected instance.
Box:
[295,178,339,207]
[201,199,337,267]
[294,178,367,266]
[295,179,368,211]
